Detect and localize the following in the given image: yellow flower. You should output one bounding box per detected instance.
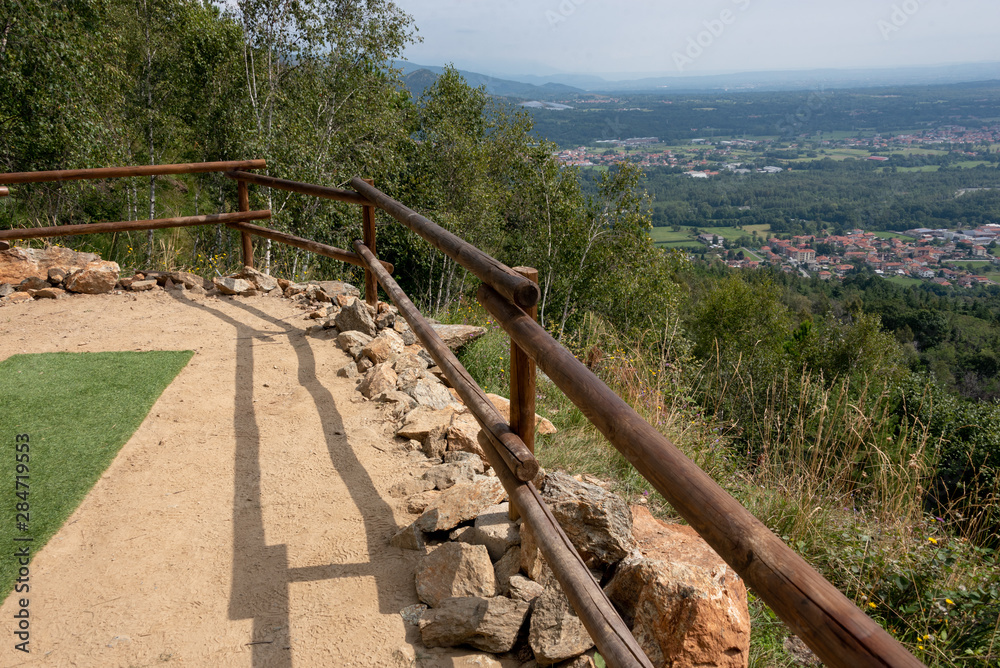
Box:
[868,601,876,609]
[946,598,954,605]
[918,645,924,650]
[928,537,938,544]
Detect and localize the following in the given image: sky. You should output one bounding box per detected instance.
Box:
[393,0,1000,79]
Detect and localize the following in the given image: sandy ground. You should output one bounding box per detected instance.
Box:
[0,287,435,667]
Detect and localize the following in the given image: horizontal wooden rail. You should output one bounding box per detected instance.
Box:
[353,240,538,482]
[0,160,266,185]
[227,221,393,273]
[225,170,371,206]
[476,430,653,668]
[0,210,272,241]
[477,283,924,668]
[350,177,540,310]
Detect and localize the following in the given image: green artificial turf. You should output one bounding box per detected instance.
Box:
[0,351,193,602]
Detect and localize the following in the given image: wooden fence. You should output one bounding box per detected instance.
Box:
[0,161,926,668]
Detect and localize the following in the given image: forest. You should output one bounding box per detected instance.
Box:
[525,81,1000,147]
[4,1,1000,664]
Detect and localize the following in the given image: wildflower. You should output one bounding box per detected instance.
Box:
[868,601,876,609]
[918,645,924,650]
[946,598,954,605]
[928,537,937,544]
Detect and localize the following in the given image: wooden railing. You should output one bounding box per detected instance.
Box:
[0,161,926,668]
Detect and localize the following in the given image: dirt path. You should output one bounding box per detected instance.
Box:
[0,288,437,667]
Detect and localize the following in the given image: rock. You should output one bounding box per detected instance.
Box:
[375,389,417,410]
[64,260,120,294]
[130,279,157,291]
[375,311,395,330]
[556,653,597,668]
[395,318,417,345]
[408,378,456,410]
[168,271,212,290]
[603,506,750,668]
[356,358,373,373]
[47,267,66,284]
[529,587,594,665]
[444,451,486,473]
[447,412,487,460]
[0,246,98,284]
[508,575,545,604]
[389,523,426,550]
[335,298,377,337]
[393,352,428,375]
[415,477,507,533]
[487,394,558,435]
[0,284,13,297]
[304,284,329,302]
[18,276,50,291]
[421,425,450,460]
[540,471,635,567]
[363,334,403,365]
[236,266,278,292]
[520,520,557,587]
[5,292,31,304]
[335,293,355,307]
[494,546,522,595]
[397,406,455,443]
[312,280,358,299]
[212,276,256,296]
[431,323,487,351]
[336,363,358,378]
[415,542,497,607]
[423,461,478,491]
[471,503,521,561]
[417,648,504,668]
[358,363,398,399]
[407,490,441,514]
[284,282,306,297]
[33,287,65,299]
[400,603,428,626]
[420,596,530,654]
[389,477,435,498]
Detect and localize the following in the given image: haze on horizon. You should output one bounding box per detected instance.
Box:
[395,0,999,80]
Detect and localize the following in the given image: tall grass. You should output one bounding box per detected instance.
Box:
[449,305,1000,665]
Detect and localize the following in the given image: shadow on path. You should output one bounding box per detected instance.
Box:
[165,290,402,667]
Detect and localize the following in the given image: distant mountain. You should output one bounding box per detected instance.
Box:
[394,61,582,100]
[398,60,1000,94]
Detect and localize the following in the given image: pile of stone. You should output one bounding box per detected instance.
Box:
[390,467,751,668]
[0,247,122,302]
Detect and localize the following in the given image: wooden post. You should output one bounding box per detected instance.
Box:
[362,178,378,307]
[509,266,539,520]
[238,179,253,269]
[0,186,9,197]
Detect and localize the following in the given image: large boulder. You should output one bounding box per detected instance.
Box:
[415,477,507,533]
[431,323,487,351]
[335,298,377,337]
[236,266,278,292]
[540,471,635,567]
[415,542,497,607]
[420,596,530,654]
[358,363,398,399]
[213,276,256,296]
[0,246,98,284]
[65,260,120,294]
[603,506,750,668]
[408,378,456,410]
[396,406,455,443]
[312,280,358,299]
[337,330,373,360]
[529,586,594,665]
